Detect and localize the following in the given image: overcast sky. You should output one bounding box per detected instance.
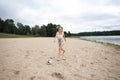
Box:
[0,0,120,33]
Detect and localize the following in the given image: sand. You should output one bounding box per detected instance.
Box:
[0,38,120,80]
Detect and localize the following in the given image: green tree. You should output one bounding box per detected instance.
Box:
[4,19,16,34]
[0,18,5,32]
[68,31,71,37]
[31,25,40,36]
[17,22,25,35]
[40,25,46,36]
[64,31,68,37]
[24,25,31,35]
[46,23,57,37]
[0,17,71,37]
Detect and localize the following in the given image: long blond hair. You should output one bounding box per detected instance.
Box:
[57,26,63,31]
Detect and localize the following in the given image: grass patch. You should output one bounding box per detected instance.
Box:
[103,42,120,49]
[0,33,34,38]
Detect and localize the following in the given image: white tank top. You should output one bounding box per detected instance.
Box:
[56,32,64,39]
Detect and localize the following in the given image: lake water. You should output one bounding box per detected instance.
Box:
[80,36,120,46]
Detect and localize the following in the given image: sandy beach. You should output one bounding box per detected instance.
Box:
[0,38,120,80]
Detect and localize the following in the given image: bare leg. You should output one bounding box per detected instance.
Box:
[59,44,66,60]
[57,44,65,60]
[60,44,65,54]
[58,45,61,58]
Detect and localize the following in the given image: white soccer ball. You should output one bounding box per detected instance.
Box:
[47,59,52,65]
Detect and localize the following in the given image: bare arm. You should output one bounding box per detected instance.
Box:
[54,32,57,42]
[63,33,66,41]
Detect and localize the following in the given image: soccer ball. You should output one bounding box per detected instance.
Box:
[47,58,52,65]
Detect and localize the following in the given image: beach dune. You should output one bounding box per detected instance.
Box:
[0,38,120,80]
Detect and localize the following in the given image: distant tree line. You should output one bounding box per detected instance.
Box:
[0,17,71,37]
[79,30,120,36]
[1,17,119,37]
[71,30,120,36]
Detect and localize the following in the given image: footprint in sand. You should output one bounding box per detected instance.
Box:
[30,76,36,80]
[5,54,11,57]
[104,57,108,60]
[40,51,44,53]
[51,72,64,80]
[90,74,95,78]
[25,50,30,58]
[110,65,114,67]
[90,62,94,65]
[85,49,88,52]
[80,64,86,67]
[2,69,5,71]
[116,63,120,66]
[13,70,20,75]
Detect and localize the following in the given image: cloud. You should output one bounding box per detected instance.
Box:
[106,0,120,6]
[0,0,120,32]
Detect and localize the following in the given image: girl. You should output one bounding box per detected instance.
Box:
[54,26,66,59]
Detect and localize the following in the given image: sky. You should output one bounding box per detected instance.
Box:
[0,0,120,33]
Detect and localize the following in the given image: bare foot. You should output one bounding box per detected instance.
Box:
[56,57,61,61]
[62,58,66,61]
[55,55,61,61]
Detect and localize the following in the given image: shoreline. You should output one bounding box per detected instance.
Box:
[70,36,120,48]
[80,36,120,47]
[80,38,120,48]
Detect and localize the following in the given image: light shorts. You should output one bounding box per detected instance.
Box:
[58,39,64,45]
